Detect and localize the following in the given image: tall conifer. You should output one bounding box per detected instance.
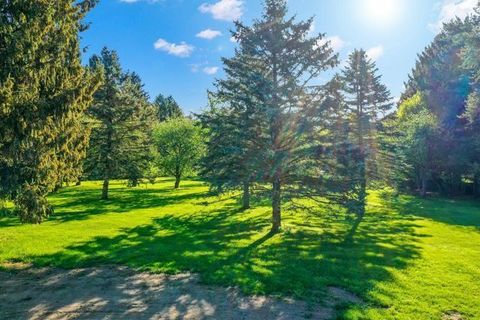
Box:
[0,0,101,223]
[340,49,392,215]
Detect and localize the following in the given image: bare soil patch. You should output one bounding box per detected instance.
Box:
[0,265,361,319]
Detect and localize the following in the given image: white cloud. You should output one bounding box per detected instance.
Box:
[429,0,477,32]
[317,35,347,52]
[230,36,238,43]
[153,38,194,58]
[366,45,384,61]
[196,29,223,40]
[199,0,244,21]
[203,66,219,75]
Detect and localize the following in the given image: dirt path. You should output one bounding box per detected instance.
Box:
[0,265,361,319]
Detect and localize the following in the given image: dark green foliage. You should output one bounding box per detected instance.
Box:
[153,94,183,122]
[337,49,392,215]
[398,9,480,196]
[0,0,101,223]
[202,0,338,232]
[199,52,269,210]
[85,48,155,198]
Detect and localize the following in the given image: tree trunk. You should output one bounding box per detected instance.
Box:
[174,176,181,189]
[474,173,479,198]
[76,180,81,186]
[242,181,250,210]
[358,158,367,217]
[102,179,109,200]
[271,174,282,233]
[420,173,427,198]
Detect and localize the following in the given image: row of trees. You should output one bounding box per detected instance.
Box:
[387,6,480,197]
[74,48,204,200]
[1,0,478,230]
[200,0,479,232]
[200,0,393,232]
[0,1,202,222]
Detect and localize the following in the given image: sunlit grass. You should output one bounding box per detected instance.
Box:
[0,179,479,319]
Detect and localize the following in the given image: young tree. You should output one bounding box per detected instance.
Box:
[208,0,338,232]
[153,118,205,189]
[85,48,154,199]
[396,92,439,197]
[153,94,184,122]
[0,0,101,223]
[340,49,392,215]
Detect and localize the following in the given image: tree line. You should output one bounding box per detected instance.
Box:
[1,0,479,231]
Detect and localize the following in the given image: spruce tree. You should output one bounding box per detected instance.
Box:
[0,0,101,223]
[340,49,392,215]
[153,94,183,122]
[200,51,269,210]
[208,0,338,232]
[85,48,154,199]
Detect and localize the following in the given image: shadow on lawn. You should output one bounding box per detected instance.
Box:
[381,193,480,229]
[49,183,210,224]
[22,192,426,319]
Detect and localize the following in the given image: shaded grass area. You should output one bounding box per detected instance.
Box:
[1,179,479,319]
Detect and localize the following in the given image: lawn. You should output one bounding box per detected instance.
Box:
[0,179,479,319]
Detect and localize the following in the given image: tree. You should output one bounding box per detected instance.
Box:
[402,14,478,196]
[200,52,269,210]
[461,3,480,196]
[153,94,183,122]
[85,48,154,199]
[208,0,338,232]
[153,118,205,189]
[396,92,439,197]
[340,49,392,215]
[0,0,101,223]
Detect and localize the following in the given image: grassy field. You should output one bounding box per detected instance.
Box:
[0,179,479,319]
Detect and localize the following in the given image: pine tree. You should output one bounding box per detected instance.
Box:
[0,0,101,223]
[85,48,154,199]
[340,49,392,215]
[153,94,183,122]
[200,50,269,210]
[208,0,338,232]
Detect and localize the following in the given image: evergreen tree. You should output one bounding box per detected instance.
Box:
[153,94,183,122]
[209,0,338,232]
[340,49,392,215]
[0,0,101,223]
[200,51,269,210]
[85,48,154,199]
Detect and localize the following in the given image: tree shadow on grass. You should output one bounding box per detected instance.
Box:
[22,196,425,318]
[381,193,480,229]
[47,184,210,224]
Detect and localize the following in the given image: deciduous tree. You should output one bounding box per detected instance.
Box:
[153,118,205,189]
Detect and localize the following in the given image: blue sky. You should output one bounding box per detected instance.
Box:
[80,0,478,114]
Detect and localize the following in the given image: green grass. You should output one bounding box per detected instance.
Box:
[1,179,479,319]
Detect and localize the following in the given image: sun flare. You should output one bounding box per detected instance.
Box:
[364,0,402,26]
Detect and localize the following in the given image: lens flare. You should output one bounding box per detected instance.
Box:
[363,0,403,27]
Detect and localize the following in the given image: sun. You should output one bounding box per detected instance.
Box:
[363,0,403,27]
